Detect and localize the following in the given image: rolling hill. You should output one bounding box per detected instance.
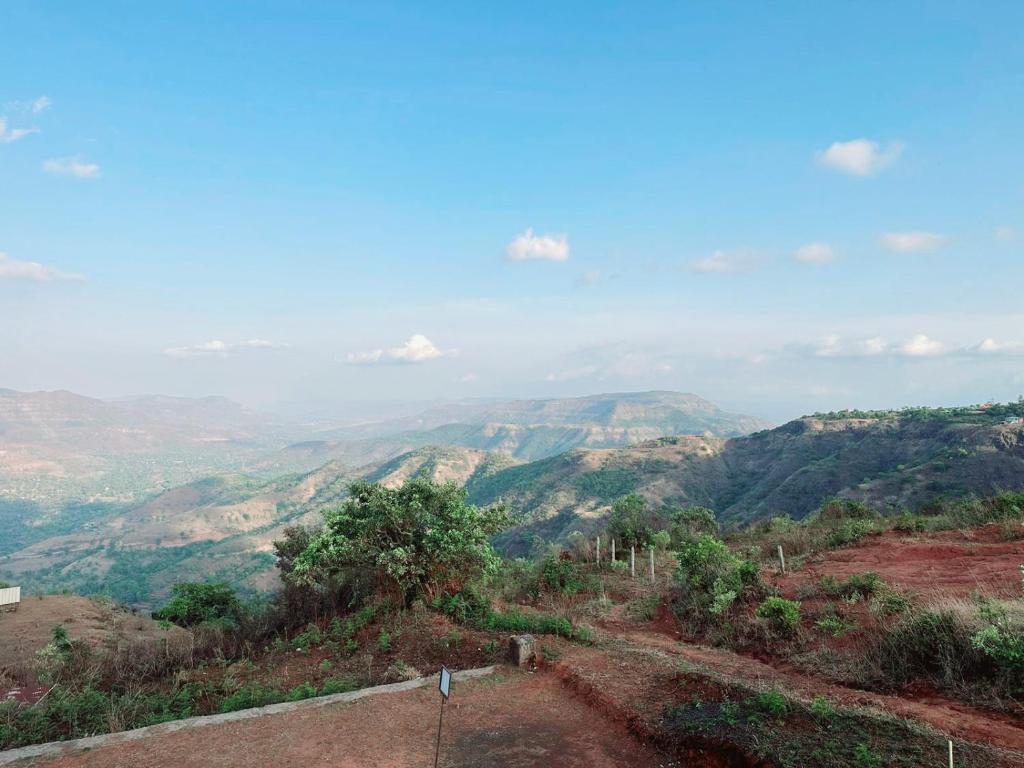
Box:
[5,404,1024,604]
[256,391,770,473]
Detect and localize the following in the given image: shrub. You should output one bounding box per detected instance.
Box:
[218,683,284,713]
[285,682,317,702]
[675,534,760,618]
[152,582,242,628]
[668,506,718,545]
[845,572,881,597]
[320,676,357,695]
[376,630,392,652]
[292,623,323,650]
[827,519,876,548]
[539,556,584,595]
[818,498,878,522]
[756,597,801,631]
[809,695,836,720]
[816,614,857,637]
[749,689,787,716]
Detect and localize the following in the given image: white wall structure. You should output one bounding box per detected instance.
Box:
[0,586,21,611]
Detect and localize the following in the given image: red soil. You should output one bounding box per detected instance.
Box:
[776,526,1024,600]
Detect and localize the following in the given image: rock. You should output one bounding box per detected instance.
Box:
[508,634,536,667]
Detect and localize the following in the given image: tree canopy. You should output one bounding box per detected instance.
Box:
[292,479,507,605]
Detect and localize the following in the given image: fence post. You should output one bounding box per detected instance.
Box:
[649,547,655,581]
[596,536,601,567]
[777,545,786,575]
[630,546,635,578]
[611,538,616,562]
[948,740,953,768]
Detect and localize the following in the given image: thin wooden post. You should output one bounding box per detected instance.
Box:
[948,740,954,768]
[649,547,655,582]
[777,545,786,575]
[611,538,616,562]
[630,546,635,578]
[596,536,601,566]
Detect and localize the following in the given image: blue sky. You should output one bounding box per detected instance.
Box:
[1,1,1023,421]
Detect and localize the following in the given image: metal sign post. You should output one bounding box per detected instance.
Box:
[434,667,452,768]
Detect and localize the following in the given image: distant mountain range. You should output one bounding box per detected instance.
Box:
[256,391,770,473]
[4,398,1024,606]
[0,388,768,507]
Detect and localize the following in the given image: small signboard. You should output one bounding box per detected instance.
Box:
[438,666,452,699]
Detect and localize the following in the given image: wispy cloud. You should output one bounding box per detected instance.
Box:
[0,117,38,144]
[346,334,452,365]
[43,157,101,179]
[995,226,1017,243]
[880,231,946,253]
[797,333,1024,360]
[31,96,52,114]
[163,338,285,359]
[505,228,570,262]
[900,334,944,357]
[817,139,904,176]
[794,242,836,265]
[968,338,1024,356]
[689,249,760,274]
[0,252,84,282]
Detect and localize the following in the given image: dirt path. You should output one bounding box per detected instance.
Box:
[601,621,1024,756]
[23,670,675,768]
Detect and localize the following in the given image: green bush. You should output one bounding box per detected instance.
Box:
[540,556,584,595]
[285,682,317,702]
[748,689,787,716]
[816,614,857,637]
[152,582,242,628]
[376,629,392,652]
[827,519,876,548]
[320,676,357,695]
[756,597,801,631]
[218,683,284,713]
[675,534,760,618]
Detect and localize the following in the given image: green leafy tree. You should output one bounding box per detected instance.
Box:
[152,582,242,627]
[667,505,718,545]
[293,479,507,605]
[607,493,657,548]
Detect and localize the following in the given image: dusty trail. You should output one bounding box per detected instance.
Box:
[600,618,1024,756]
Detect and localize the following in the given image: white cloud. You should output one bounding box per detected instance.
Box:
[880,231,946,253]
[995,226,1017,243]
[794,242,836,265]
[900,334,944,357]
[0,117,37,144]
[968,338,1024,356]
[813,335,889,358]
[457,372,479,383]
[689,250,759,274]
[505,228,570,262]
[42,157,101,179]
[346,334,451,365]
[31,96,52,114]
[816,139,904,176]
[163,338,285,359]
[0,252,84,281]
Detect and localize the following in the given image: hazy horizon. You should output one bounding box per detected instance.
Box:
[3,3,1023,423]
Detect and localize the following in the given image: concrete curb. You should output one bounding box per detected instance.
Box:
[0,665,500,766]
